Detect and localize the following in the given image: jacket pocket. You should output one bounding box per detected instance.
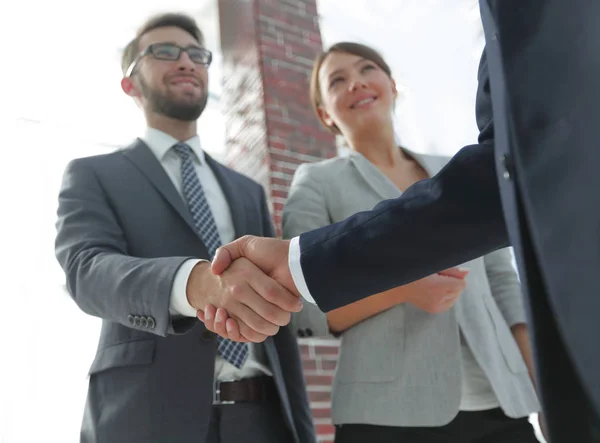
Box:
[335,306,405,383]
[89,339,155,375]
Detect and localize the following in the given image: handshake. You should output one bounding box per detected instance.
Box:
[187,235,469,343]
[186,235,302,343]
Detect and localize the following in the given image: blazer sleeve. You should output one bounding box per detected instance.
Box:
[283,163,332,338]
[299,142,509,312]
[54,158,194,336]
[484,248,527,327]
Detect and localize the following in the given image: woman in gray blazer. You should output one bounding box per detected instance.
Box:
[284,42,543,443]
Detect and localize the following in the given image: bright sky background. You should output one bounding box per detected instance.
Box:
[0,1,541,442]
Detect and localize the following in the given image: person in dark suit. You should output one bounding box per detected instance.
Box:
[200,2,600,442]
[54,12,314,443]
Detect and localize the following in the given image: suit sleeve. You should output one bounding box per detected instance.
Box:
[484,248,527,327]
[299,142,509,312]
[283,164,331,338]
[54,159,195,336]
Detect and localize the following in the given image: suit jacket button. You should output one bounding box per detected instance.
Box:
[500,154,513,180]
[202,330,215,340]
[147,317,156,329]
[140,317,148,328]
[128,314,135,325]
[305,328,313,337]
[297,329,306,337]
[133,315,142,327]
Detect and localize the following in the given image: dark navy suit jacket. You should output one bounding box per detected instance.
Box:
[299,2,600,441]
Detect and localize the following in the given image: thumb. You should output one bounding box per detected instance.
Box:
[438,267,469,280]
[211,236,251,275]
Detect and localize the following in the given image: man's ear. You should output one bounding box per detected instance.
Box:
[121,77,141,98]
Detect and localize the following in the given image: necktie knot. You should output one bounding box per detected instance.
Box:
[172,142,193,160]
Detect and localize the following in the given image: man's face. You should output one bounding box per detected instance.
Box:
[133,26,209,121]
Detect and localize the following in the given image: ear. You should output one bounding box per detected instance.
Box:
[391,78,399,99]
[317,105,335,129]
[121,77,141,98]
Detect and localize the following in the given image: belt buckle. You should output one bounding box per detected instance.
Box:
[213,379,236,405]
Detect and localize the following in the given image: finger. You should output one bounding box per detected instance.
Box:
[227,295,283,335]
[240,286,295,327]
[197,309,205,322]
[237,320,271,343]
[438,275,467,293]
[203,304,218,330]
[211,236,253,275]
[213,308,230,338]
[438,267,469,279]
[246,266,303,314]
[224,317,248,342]
[228,314,270,343]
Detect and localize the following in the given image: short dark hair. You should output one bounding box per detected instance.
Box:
[121,13,205,75]
[310,42,393,133]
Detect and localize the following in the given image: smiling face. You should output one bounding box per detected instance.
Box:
[315,50,397,137]
[122,26,209,121]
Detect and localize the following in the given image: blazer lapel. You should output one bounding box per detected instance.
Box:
[348,151,402,200]
[204,154,247,238]
[348,148,443,200]
[122,139,199,235]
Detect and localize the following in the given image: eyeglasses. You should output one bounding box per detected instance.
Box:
[126,43,213,77]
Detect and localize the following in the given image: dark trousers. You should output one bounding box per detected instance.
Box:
[334,409,538,443]
[204,401,293,443]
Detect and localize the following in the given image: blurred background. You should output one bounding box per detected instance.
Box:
[0,0,513,441]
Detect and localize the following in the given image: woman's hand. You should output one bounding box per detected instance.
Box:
[403,267,469,314]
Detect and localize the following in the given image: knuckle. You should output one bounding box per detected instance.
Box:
[263,305,283,325]
[263,284,279,302]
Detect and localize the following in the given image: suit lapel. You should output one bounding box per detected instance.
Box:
[122,139,199,236]
[204,153,247,238]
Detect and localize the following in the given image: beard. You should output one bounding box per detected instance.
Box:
[138,76,208,121]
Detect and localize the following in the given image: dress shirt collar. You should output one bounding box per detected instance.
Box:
[142,127,205,163]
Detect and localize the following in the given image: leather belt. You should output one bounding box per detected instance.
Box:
[213,376,276,405]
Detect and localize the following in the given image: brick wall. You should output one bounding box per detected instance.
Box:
[300,339,340,442]
[218,1,340,441]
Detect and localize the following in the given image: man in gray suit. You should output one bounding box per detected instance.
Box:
[54,13,314,443]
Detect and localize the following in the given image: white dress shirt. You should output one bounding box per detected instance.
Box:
[142,127,272,381]
[289,236,315,303]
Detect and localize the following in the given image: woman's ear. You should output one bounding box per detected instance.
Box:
[391,78,399,99]
[317,105,335,129]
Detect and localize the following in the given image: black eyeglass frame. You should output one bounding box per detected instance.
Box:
[125,43,212,78]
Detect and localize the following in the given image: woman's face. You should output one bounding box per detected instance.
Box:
[317,51,397,136]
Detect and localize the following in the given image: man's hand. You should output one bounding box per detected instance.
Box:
[187,259,302,342]
[403,268,468,314]
[211,235,299,296]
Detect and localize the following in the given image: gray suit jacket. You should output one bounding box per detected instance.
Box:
[285,150,539,426]
[55,139,315,443]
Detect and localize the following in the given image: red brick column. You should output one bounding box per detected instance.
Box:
[218,0,336,234]
[218,1,339,441]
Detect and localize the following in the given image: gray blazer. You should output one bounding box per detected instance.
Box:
[55,139,315,443]
[284,150,540,426]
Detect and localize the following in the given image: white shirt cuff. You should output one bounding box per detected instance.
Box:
[288,236,316,304]
[169,259,207,317]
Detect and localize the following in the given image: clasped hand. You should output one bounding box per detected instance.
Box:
[191,235,300,342]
